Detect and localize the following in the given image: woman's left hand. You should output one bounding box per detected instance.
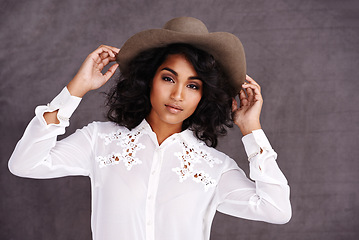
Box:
[232,75,263,136]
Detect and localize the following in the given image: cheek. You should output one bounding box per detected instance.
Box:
[195,89,203,105]
[188,92,203,112]
[149,88,159,107]
[150,81,167,106]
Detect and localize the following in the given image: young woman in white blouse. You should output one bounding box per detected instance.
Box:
[9,17,291,240]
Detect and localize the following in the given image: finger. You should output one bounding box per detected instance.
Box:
[246,75,261,89]
[90,50,113,64]
[100,51,110,59]
[231,98,238,112]
[244,83,254,103]
[99,45,120,54]
[239,89,246,101]
[239,89,249,107]
[98,56,117,71]
[103,63,119,81]
[104,45,120,54]
[100,45,120,56]
[101,55,117,64]
[242,83,261,93]
[94,45,116,58]
[242,83,262,102]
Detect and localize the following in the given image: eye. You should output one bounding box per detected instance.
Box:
[187,83,200,90]
[162,76,174,83]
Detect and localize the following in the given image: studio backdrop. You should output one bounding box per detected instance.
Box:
[1,0,358,239]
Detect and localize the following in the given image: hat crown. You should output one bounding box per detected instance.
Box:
[163,17,209,34]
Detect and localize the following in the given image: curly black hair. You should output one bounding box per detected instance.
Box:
[106,43,234,147]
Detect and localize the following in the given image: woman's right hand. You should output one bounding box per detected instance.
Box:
[67,45,120,97]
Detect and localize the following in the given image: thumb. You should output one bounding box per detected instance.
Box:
[103,63,119,81]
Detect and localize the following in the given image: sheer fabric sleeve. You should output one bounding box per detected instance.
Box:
[216,130,292,224]
[8,87,95,179]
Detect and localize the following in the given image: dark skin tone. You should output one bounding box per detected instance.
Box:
[44,45,262,141]
[145,54,203,144]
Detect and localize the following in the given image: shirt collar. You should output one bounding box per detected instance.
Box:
[134,119,206,148]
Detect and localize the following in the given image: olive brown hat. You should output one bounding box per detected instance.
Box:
[117,17,246,94]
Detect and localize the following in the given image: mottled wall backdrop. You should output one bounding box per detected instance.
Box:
[1,0,358,239]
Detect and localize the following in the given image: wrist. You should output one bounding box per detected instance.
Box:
[236,121,262,136]
[67,78,89,98]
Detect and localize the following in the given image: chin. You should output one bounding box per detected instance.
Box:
[161,116,186,126]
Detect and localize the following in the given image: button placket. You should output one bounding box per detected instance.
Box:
[145,147,163,240]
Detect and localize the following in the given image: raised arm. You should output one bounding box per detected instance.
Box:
[9,45,119,178]
[44,45,119,124]
[216,75,291,223]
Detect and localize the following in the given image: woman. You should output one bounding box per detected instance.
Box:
[9,17,291,240]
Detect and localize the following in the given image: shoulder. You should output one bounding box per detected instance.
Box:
[179,130,239,171]
[202,142,239,170]
[87,121,149,145]
[76,121,130,139]
[85,121,126,132]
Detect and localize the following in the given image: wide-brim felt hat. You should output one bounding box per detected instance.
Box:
[117,17,246,94]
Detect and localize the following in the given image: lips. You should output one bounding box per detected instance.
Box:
[165,104,183,113]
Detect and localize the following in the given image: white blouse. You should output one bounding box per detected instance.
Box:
[9,87,291,240]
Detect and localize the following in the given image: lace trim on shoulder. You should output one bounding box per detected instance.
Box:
[96,127,145,170]
[172,141,222,191]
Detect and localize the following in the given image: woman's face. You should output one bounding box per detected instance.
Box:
[147,54,203,130]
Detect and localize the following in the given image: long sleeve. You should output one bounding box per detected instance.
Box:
[8,87,95,179]
[216,130,292,224]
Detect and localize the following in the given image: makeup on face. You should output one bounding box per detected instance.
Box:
[146,54,203,132]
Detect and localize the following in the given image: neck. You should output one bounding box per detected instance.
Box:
[145,117,183,145]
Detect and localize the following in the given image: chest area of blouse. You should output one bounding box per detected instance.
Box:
[93,127,226,195]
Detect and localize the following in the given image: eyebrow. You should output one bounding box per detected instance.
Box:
[161,67,202,81]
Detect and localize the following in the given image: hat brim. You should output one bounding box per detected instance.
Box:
[117,28,246,94]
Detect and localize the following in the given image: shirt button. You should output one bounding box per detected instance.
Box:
[147,195,152,200]
[147,220,152,226]
[151,170,156,175]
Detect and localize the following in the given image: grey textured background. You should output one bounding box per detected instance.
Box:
[1,0,358,239]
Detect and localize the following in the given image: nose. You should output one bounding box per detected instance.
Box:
[170,84,184,101]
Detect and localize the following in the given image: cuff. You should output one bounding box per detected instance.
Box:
[35,87,82,126]
[241,129,273,160]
